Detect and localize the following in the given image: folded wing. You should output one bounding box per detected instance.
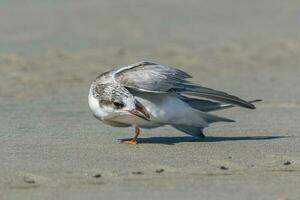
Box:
[114,61,255,109]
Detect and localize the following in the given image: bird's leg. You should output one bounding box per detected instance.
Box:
[123,127,140,145]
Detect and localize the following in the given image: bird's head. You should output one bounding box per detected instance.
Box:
[88,83,150,121]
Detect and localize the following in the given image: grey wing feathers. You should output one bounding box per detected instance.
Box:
[114,61,191,92]
[181,98,262,112]
[179,85,256,109]
[179,96,225,112]
[114,61,256,109]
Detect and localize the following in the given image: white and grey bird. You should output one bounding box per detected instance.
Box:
[88,61,260,144]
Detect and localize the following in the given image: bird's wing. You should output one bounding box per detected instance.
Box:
[181,96,262,112]
[113,61,191,93]
[114,61,255,109]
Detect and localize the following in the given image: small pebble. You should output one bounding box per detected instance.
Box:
[283,161,291,165]
[93,174,102,178]
[228,156,232,159]
[23,176,35,184]
[155,169,164,173]
[220,166,228,170]
[132,171,143,175]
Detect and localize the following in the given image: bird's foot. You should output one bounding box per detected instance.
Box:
[121,139,138,145]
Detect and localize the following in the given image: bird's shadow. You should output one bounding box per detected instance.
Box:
[121,135,288,145]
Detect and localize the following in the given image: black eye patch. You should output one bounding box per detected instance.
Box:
[113,102,125,109]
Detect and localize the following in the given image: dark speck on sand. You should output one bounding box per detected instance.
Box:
[132,171,144,175]
[93,174,102,178]
[220,166,228,170]
[23,177,35,184]
[283,161,291,166]
[155,169,164,173]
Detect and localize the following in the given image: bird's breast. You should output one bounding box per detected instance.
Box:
[88,92,106,120]
[134,92,201,125]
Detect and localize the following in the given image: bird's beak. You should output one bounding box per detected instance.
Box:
[127,100,150,121]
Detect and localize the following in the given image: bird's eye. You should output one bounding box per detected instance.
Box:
[113,102,124,109]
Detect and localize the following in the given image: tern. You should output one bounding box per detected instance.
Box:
[88,61,260,144]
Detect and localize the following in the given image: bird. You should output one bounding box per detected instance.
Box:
[88,61,261,144]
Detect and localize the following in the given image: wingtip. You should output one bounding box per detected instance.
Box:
[248,99,263,109]
[248,104,256,109]
[227,118,236,123]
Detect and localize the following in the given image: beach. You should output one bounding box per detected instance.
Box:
[0,1,300,199]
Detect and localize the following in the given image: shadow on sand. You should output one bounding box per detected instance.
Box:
[121,135,287,145]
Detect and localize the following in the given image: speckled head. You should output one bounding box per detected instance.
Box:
[88,82,150,121]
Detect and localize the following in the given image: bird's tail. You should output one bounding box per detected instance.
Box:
[173,97,261,138]
[200,111,235,123]
[171,110,235,138]
[172,125,205,138]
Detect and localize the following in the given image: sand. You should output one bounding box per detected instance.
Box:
[0,1,300,200]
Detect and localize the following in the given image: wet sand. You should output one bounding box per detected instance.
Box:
[0,1,300,200]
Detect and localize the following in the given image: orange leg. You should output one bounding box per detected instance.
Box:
[122,127,140,145]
